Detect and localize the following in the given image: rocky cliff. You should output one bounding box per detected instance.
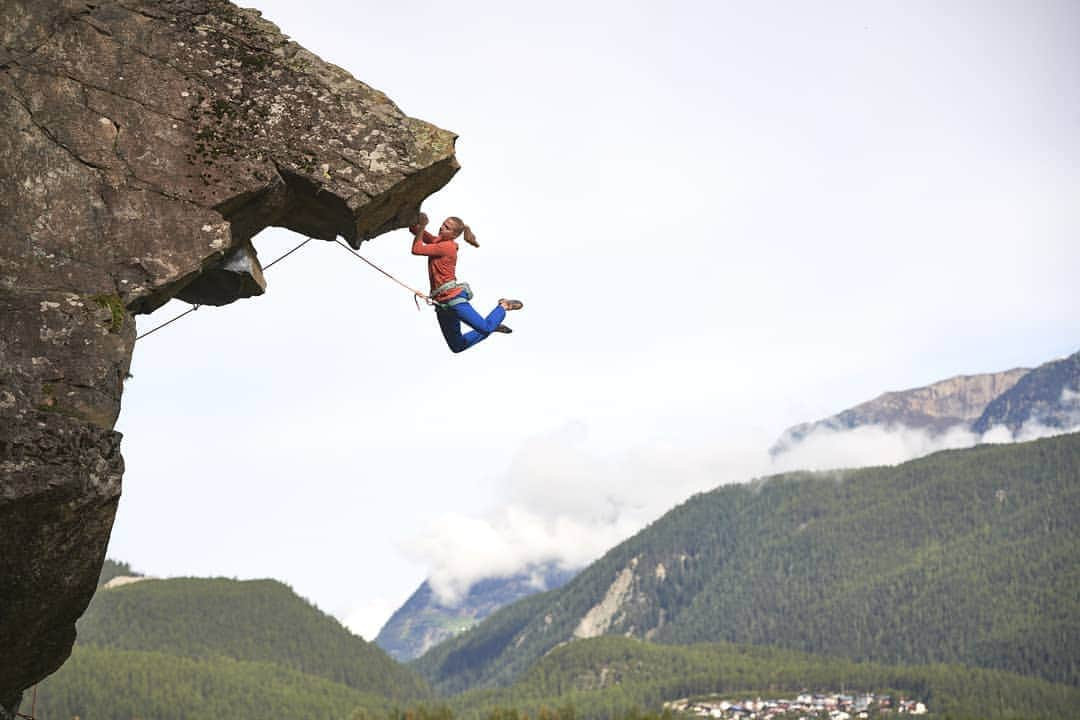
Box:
[0,1,457,713]
[770,369,1030,457]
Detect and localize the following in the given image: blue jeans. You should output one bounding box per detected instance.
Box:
[436,299,506,353]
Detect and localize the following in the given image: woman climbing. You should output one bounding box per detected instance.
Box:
[409,212,523,353]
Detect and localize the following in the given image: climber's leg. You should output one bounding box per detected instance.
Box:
[436,301,506,353]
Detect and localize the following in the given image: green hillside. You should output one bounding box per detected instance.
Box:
[31,645,394,720]
[30,634,1080,719]
[442,637,1080,720]
[415,434,1080,693]
[75,576,431,702]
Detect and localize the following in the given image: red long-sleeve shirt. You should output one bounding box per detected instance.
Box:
[410,227,464,302]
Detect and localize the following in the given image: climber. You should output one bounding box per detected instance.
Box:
[409,212,523,353]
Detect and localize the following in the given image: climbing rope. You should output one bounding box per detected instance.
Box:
[14,685,36,720]
[136,235,433,340]
[262,236,313,271]
[136,303,201,341]
[332,238,433,309]
[135,237,313,341]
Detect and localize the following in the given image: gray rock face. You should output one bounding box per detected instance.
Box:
[0,0,457,711]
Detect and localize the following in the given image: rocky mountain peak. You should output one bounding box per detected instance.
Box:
[770,369,1029,457]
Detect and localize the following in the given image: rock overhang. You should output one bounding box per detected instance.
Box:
[0,0,458,712]
[4,0,458,312]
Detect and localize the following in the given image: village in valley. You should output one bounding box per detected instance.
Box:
[667,691,929,719]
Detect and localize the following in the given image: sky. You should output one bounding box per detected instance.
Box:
[109,0,1080,640]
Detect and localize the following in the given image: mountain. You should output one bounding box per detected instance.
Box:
[71,575,431,703]
[400,350,1079,670]
[413,433,1080,694]
[377,563,577,662]
[973,351,1080,434]
[770,368,1029,456]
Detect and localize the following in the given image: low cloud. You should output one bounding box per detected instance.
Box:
[406,409,1080,606]
[342,595,402,641]
[770,423,981,472]
[405,507,639,604]
[770,419,1077,474]
[403,422,739,604]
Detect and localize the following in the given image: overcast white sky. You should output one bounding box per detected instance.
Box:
[110,0,1080,640]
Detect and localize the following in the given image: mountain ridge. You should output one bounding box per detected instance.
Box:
[770,368,1029,456]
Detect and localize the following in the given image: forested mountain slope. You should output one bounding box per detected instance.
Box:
[443,637,1080,720]
[31,646,396,720]
[32,634,1080,720]
[74,576,430,702]
[415,433,1080,693]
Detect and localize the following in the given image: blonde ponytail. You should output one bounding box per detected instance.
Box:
[448,216,479,247]
[463,225,479,248]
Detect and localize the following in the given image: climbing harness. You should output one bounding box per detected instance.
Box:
[429,280,473,308]
[137,236,438,340]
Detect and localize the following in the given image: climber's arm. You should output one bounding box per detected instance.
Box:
[410,216,450,256]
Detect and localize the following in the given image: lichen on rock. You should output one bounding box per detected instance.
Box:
[0,0,458,712]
